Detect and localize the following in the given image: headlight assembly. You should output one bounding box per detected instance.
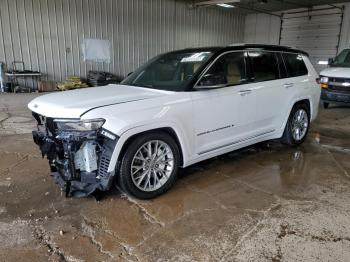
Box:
[320,76,329,84]
[319,76,329,89]
[54,119,105,132]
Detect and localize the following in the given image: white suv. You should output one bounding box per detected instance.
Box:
[28,44,320,199]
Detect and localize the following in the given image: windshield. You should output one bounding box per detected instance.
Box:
[121,51,213,91]
[331,49,350,67]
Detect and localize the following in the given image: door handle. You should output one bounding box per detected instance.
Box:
[284,83,294,88]
[238,89,252,96]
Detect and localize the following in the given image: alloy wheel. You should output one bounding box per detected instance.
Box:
[291,109,309,141]
[130,140,174,192]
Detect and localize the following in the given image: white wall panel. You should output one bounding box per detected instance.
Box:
[0,0,245,83]
[244,13,281,44]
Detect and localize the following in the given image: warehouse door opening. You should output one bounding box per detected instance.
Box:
[280,6,344,72]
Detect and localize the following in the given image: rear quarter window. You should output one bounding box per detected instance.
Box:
[283,53,308,77]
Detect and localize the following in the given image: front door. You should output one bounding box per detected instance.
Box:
[191,51,257,155]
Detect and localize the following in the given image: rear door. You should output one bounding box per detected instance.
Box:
[248,50,291,134]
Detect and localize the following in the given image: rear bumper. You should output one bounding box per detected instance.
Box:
[32,118,118,197]
[321,89,350,104]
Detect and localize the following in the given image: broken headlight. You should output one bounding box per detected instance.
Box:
[54,119,105,132]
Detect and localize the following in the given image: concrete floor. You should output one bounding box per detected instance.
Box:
[1,93,350,262]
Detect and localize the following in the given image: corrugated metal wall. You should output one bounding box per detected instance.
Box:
[244,13,281,45]
[0,0,245,83]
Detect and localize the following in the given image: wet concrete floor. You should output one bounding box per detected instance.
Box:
[0,93,350,261]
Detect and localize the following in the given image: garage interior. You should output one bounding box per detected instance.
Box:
[1,0,350,261]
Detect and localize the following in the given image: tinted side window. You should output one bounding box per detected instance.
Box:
[203,52,247,86]
[249,51,280,82]
[283,53,308,77]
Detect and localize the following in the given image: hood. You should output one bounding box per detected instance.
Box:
[28,84,170,118]
[320,67,350,78]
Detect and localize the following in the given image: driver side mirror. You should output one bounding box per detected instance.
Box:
[195,73,227,90]
[328,58,334,65]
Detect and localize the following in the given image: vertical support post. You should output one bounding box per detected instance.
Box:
[278,13,284,45]
[336,5,345,54]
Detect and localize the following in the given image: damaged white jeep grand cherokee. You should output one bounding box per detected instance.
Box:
[29,44,320,199]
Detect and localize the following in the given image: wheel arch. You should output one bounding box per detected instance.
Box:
[293,99,311,117]
[118,127,184,166]
[287,98,312,122]
[281,98,311,145]
[107,124,187,173]
[279,98,312,136]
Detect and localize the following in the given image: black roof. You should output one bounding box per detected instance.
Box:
[171,44,309,56]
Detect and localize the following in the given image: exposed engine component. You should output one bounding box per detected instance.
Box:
[74,141,98,173]
[32,112,117,197]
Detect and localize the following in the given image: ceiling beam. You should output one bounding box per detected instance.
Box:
[190,0,282,17]
[326,3,343,10]
[234,3,282,17]
[271,0,343,11]
[270,0,313,9]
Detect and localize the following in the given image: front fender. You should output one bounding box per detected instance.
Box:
[106,121,190,173]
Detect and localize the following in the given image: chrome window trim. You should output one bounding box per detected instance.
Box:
[193,49,307,89]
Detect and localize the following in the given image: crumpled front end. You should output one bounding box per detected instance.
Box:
[32,113,118,197]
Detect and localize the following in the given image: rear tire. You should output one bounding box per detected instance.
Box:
[281,103,310,146]
[323,102,329,109]
[117,131,180,199]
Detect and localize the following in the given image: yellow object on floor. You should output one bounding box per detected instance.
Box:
[57,76,89,91]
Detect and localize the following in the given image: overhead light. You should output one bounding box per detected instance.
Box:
[216,3,235,8]
[191,0,240,8]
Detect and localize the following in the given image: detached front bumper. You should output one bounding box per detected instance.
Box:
[32,113,118,197]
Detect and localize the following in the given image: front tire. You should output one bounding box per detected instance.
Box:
[118,132,180,199]
[281,104,310,146]
[323,102,329,109]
